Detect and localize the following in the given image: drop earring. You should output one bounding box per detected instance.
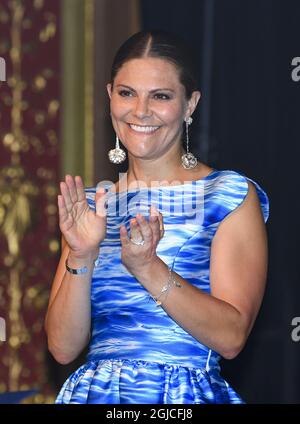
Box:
[108,135,126,164]
[181,117,198,169]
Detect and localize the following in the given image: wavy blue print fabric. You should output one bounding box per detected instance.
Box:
[55,169,270,404]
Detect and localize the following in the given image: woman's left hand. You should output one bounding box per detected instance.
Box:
[120,205,164,275]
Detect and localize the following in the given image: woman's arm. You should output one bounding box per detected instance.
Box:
[45,236,99,364]
[44,175,107,364]
[132,181,268,359]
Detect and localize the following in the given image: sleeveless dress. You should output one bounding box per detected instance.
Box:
[55,169,270,404]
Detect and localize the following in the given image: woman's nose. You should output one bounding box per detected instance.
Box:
[133,97,152,119]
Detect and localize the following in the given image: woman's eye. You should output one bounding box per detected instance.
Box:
[118,90,133,97]
[153,93,171,100]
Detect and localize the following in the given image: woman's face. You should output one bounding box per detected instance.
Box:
[107,57,200,161]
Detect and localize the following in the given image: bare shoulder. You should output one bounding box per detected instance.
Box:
[218,179,265,229]
[211,179,267,265]
[241,180,263,212]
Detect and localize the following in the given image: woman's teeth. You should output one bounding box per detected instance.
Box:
[129,124,160,133]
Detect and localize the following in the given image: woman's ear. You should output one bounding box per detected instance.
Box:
[107,83,112,99]
[186,90,201,118]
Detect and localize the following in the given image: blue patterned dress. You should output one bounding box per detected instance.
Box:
[55,169,269,404]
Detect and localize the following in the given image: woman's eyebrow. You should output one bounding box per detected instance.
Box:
[115,84,175,93]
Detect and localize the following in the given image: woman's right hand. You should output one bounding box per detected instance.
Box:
[58,175,107,257]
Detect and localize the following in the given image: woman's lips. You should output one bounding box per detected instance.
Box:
[127,123,161,134]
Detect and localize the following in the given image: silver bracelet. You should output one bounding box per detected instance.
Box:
[65,257,97,275]
[65,259,88,275]
[149,267,182,306]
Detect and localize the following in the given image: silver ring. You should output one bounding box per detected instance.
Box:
[130,238,145,246]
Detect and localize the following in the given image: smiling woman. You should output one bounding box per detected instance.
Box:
[45,30,270,404]
[107,57,200,168]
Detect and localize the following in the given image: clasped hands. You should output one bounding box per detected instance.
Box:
[120,205,165,276]
[58,175,165,276]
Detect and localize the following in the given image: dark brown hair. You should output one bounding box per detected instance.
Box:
[110,30,199,99]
